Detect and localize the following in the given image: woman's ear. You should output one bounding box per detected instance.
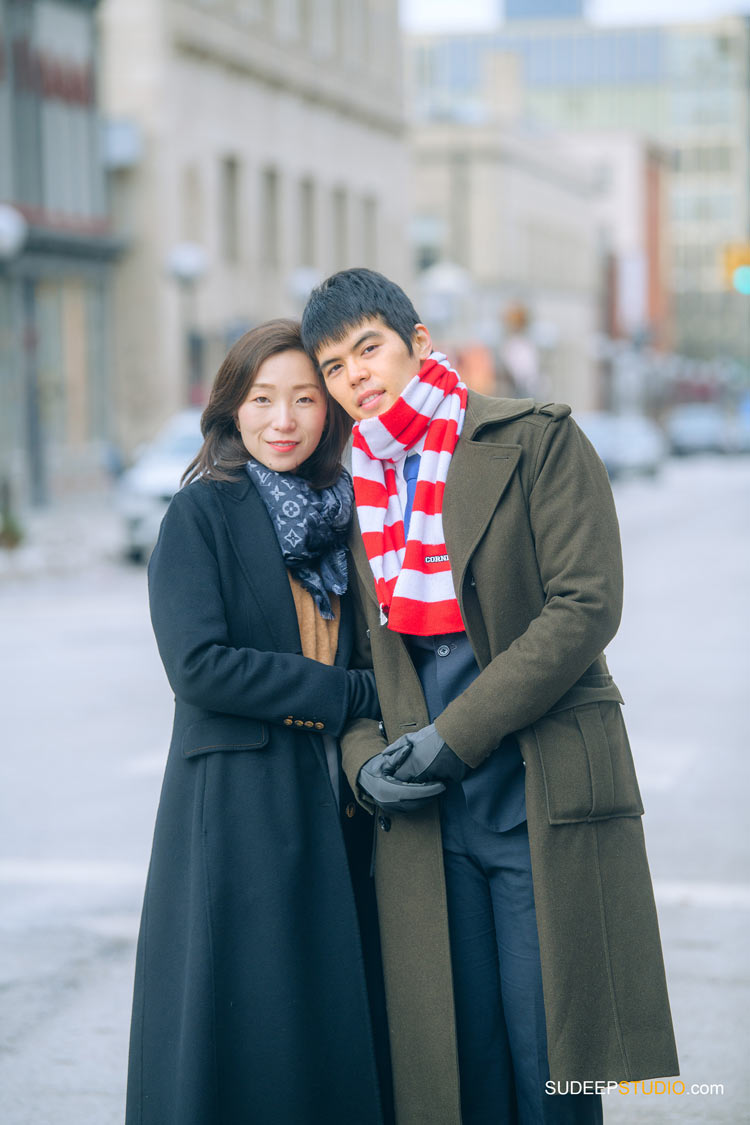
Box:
[413,323,433,359]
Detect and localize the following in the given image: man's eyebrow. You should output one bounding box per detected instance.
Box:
[319,330,383,370]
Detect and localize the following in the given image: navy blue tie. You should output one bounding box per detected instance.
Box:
[403,453,420,537]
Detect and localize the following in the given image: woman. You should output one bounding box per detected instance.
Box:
[126,320,391,1125]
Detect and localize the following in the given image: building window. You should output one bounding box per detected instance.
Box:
[220,156,241,264]
[261,167,280,268]
[310,0,335,55]
[233,0,264,24]
[332,186,347,271]
[182,165,204,241]
[299,177,315,267]
[275,0,301,40]
[362,195,377,267]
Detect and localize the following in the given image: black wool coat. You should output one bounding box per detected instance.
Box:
[126,475,388,1125]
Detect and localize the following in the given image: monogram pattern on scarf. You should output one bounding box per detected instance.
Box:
[246,459,353,620]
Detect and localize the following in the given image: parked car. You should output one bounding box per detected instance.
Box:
[664,403,731,455]
[117,409,203,561]
[575,411,668,479]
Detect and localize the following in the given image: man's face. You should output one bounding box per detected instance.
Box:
[316,317,432,422]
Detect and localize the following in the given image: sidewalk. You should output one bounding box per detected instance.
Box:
[0,491,125,582]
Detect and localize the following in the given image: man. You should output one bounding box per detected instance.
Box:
[301,269,678,1125]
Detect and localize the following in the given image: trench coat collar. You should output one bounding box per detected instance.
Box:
[214,475,302,655]
[349,392,534,613]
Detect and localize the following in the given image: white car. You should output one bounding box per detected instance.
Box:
[664,403,733,455]
[117,409,203,561]
[576,411,667,479]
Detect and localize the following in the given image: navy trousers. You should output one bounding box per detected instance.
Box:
[440,783,603,1125]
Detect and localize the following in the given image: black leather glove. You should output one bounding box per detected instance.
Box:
[359,752,445,813]
[345,668,380,721]
[380,723,470,783]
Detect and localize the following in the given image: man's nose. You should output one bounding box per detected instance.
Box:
[346,356,369,384]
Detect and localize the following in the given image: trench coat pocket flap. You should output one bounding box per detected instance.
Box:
[533,702,644,824]
[182,716,269,758]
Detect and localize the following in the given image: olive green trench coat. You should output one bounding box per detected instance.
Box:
[342,392,679,1125]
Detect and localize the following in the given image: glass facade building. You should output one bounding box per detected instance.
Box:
[505,0,584,21]
[408,15,750,363]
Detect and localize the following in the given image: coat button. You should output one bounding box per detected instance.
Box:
[294,720,304,727]
[437,644,451,657]
[345,803,356,818]
[304,720,314,728]
[378,815,391,832]
[314,721,324,730]
[283,717,293,726]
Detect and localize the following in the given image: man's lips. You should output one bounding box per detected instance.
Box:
[357,389,385,409]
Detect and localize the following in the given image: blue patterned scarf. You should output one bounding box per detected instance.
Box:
[246,459,353,620]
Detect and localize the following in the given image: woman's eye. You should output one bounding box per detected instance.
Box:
[252,396,270,404]
[297,396,315,404]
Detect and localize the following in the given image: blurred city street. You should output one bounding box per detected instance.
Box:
[0,454,747,1123]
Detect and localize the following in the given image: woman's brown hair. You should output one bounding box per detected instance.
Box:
[182,318,352,489]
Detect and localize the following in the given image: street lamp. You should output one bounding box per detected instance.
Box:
[416,260,473,347]
[166,242,208,405]
[0,203,28,259]
[287,267,322,315]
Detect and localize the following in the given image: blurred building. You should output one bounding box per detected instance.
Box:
[411,114,601,409]
[99,0,409,452]
[406,11,750,368]
[0,0,118,507]
[562,131,671,350]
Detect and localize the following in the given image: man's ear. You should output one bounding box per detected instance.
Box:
[413,323,432,359]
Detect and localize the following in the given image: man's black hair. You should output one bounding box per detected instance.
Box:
[301,268,421,359]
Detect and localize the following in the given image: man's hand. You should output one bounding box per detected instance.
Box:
[359,752,445,812]
[380,723,470,783]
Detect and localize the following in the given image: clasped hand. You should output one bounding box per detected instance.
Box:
[358,723,469,813]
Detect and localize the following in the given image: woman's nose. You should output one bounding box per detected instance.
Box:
[271,405,296,430]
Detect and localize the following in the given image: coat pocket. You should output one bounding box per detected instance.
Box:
[532,702,643,824]
[182,715,269,758]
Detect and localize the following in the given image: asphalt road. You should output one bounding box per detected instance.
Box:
[1,455,748,1124]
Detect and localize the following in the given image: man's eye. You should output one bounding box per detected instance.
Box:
[326,365,341,378]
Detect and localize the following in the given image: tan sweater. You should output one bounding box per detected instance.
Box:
[287,571,340,665]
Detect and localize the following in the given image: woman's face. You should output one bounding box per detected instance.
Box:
[236,349,328,473]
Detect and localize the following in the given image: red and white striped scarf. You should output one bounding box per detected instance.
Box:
[351,352,467,636]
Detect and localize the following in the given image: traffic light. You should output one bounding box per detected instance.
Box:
[733,266,750,296]
[722,243,750,291]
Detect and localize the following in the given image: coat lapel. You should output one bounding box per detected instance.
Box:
[442,392,533,599]
[214,476,302,654]
[349,508,381,612]
[443,439,521,602]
